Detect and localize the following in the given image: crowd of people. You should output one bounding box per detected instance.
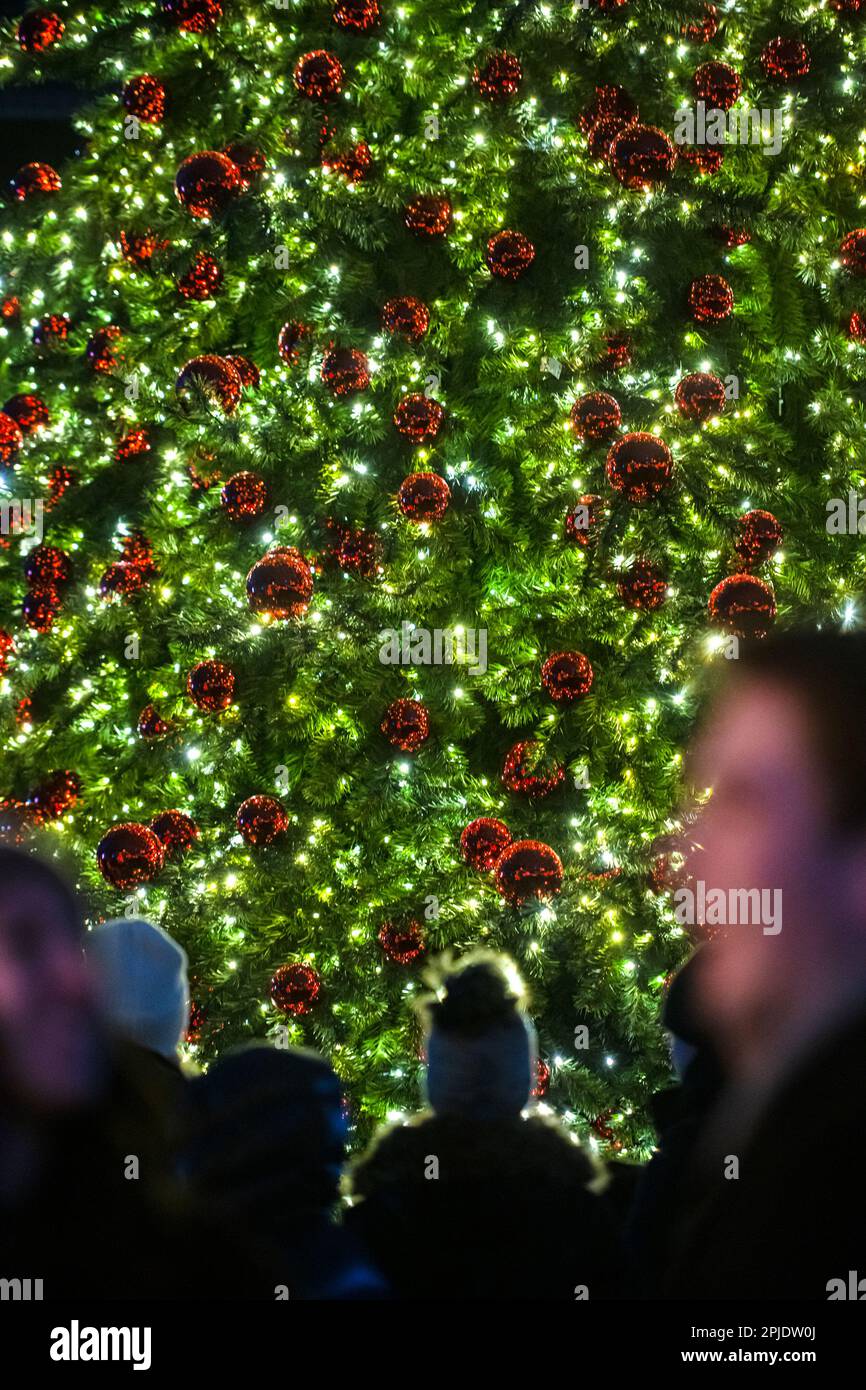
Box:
[2,628,866,1301]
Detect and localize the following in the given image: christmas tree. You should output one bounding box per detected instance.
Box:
[2,0,865,1151]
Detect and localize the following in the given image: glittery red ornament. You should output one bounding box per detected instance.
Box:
[712,224,752,248]
[734,510,783,569]
[270,963,320,1015]
[828,0,862,10]
[570,392,622,442]
[294,50,344,100]
[1,296,20,323]
[324,141,372,182]
[176,354,243,414]
[678,144,724,175]
[601,332,632,370]
[381,698,430,752]
[566,494,605,548]
[847,310,866,342]
[27,769,81,823]
[708,573,776,638]
[150,809,199,855]
[24,543,72,592]
[99,562,147,600]
[187,659,236,711]
[160,0,223,32]
[378,920,426,964]
[97,822,164,889]
[541,651,594,703]
[682,3,719,41]
[606,432,673,503]
[15,698,31,728]
[246,547,314,619]
[587,114,631,162]
[382,296,430,341]
[222,142,266,188]
[495,839,563,904]
[404,194,453,238]
[473,52,522,101]
[85,325,123,373]
[693,61,742,110]
[592,0,630,9]
[335,527,382,576]
[611,125,676,189]
[502,741,565,798]
[761,38,811,82]
[138,703,173,739]
[689,273,734,322]
[277,320,312,365]
[22,590,61,632]
[119,229,168,267]
[397,471,450,522]
[177,251,223,300]
[46,465,77,507]
[321,346,370,395]
[122,74,166,124]
[120,530,155,576]
[3,393,50,436]
[333,0,380,31]
[616,558,668,610]
[486,230,535,280]
[114,426,152,461]
[460,817,513,871]
[17,9,64,52]
[0,412,23,466]
[237,795,289,846]
[224,353,260,388]
[0,629,14,674]
[675,372,726,420]
[531,1059,551,1099]
[10,162,61,201]
[220,471,269,522]
[841,230,866,276]
[579,84,637,135]
[175,151,240,218]
[393,394,445,443]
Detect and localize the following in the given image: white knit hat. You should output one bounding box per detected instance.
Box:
[85,918,189,1061]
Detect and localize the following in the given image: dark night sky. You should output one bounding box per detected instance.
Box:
[0,2,86,183]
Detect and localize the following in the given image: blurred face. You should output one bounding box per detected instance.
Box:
[0,881,104,1110]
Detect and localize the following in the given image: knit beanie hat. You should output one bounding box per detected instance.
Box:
[85,918,189,1061]
[422,952,536,1120]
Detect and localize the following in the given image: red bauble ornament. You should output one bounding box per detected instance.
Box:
[323,141,372,182]
[541,651,594,703]
[47,465,78,507]
[150,809,199,855]
[460,817,513,871]
[606,432,674,503]
[277,319,312,365]
[335,527,382,576]
[222,142,266,188]
[378,920,426,964]
[841,230,866,276]
[177,252,223,300]
[1,296,21,323]
[761,38,811,82]
[0,629,14,674]
[27,769,81,823]
[570,391,622,442]
[616,558,668,610]
[270,963,320,1015]
[495,839,563,905]
[97,823,164,889]
[693,61,742,110]
[579,84,638,135]
[175,151,240,218]
[237,795,289,846]
[734,510,783,569]
[847,310,866,341]
[397,471,450,522]
[393,394,445,443]
[689,273,734,322]
[611,125,676,188]
[187,659,236,711]
[678,144,724,175]
[566,494,605,548]
[321,346,370,395]
[294,50,344,100]
[486,230,535,280]
[221,471,269,522]
[502,740,565,798]
[99,562,147,600]
[404,194,453,238]
[382,296,430,341]
[675,371,726,420]
[587,114,631,162]
[85,325,123,373]
[601,332,632,370]
[138,703,173,739]
[122,75,166,124]
[380,698,430,752]
[160,0,223,32]
[119,229,168,266]
[22,590,61,632]
[24,543,72,592]
[115,426,152,461]
[120,531,155,575]
[224,353,260,388]
[592,0,630,10]
[473,52,522,101]
[532,1059,551,1099]
[827,0,862,10]
[333,0,380,31]
[246,547,314,619]
[3,393,50,436]
[682,3,719,41]
[712,223,752,248]
[10,162,61,201]
[17,9,64,53]
[176,354,243,414]
[708,574,776,638]
[0,412,24,466]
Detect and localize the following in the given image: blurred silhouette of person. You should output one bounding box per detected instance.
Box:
[662,630,866,1298]
[344,950,622,1300]
[179,1044,388,1299]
